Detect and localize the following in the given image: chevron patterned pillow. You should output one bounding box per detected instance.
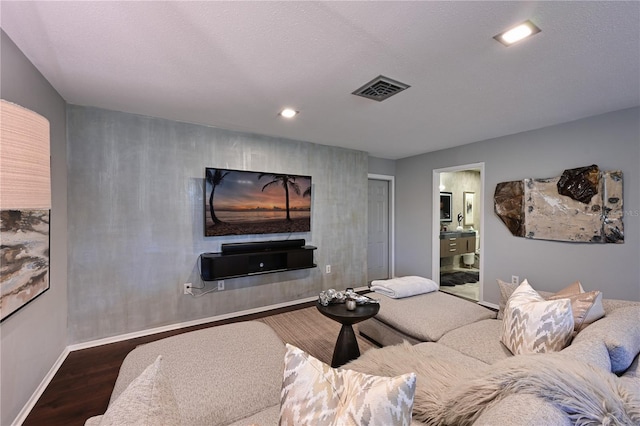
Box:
[279,344,416,426]
[501,280,575,355]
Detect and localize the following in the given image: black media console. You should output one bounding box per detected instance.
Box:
[200,239,317,281]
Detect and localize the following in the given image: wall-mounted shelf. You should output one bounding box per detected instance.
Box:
[200,241,317,281]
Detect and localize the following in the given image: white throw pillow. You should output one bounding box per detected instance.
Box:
[99,355,181,426]
[501,280,574,355]
[279,344,416,426]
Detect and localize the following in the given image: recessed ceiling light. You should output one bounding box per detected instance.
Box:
[279,108,298,119]
[494,20,541,46]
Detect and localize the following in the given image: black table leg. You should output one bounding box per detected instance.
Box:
[331,324,360,368]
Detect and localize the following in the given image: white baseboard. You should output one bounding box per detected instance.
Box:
[68,295,319,351]
[12,347,70,426]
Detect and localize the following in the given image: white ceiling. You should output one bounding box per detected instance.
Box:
[1,1,638,160]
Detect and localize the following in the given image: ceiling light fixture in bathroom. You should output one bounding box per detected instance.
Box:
[494,20,541,46]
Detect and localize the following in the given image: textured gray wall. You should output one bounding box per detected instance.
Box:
[67,106,368,344]
[396,107,640,304]
[0,31,68,425]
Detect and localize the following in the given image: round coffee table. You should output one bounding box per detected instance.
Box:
[316,301,380,367]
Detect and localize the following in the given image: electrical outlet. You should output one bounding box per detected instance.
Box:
[325,264,331,274]
[217,280,224,291]
[183,283,191,295]
[511,275,519,285]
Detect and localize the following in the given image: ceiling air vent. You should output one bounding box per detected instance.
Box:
[352,75,410,102]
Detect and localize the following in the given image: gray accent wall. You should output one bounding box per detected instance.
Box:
[67,106,368,344]
[395,107,640,303]
[368,156,396,176]
[0,31,68,425]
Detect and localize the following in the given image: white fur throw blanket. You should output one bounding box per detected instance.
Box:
[345,342,640,425]
[370,276,439,299]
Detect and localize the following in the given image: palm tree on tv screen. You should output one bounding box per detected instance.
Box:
[206,169,229,224]
[259,174,301,221]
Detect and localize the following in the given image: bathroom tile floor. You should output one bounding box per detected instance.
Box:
[440,266,480,301]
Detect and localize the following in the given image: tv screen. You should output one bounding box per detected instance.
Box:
[205,168,312,237]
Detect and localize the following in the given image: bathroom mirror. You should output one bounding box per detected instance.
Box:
[440,192,452,222]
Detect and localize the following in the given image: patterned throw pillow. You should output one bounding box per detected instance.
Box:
[497,279,605,332]
[99,355,181,426]
[501,280,575,355]
[279,344,416,426]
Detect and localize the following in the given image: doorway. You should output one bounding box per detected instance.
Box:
[367,174,394,283]
[432,163,484,302]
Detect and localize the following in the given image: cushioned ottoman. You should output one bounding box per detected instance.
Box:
[359,291,497,346]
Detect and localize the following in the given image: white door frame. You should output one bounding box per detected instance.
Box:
[431,163,485,302]
[368,173,395,279]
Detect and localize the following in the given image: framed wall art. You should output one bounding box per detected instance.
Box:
[0,100,51,322]
[440,192,452,222]
[464,192,474,226]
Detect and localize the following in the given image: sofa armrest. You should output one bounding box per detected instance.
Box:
[84,415,102,426]
[102,322,286,426]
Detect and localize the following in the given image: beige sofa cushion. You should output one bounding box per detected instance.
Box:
[560,337,612,372]
[226,405,280,426]
[365,291,496,342]
[573,305,640,373]
[438,319,512,365]
[602,298,640,315]
[345,342,489,385]
[473,394,571,426]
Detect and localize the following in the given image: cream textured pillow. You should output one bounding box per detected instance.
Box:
[496,279,518,320]
[99,355,181,426]
[280,344,416,426]
[501,280,574,355]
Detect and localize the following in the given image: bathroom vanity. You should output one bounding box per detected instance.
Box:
[440,231,476,257]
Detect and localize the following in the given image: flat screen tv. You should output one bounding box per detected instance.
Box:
[205,168,312,237]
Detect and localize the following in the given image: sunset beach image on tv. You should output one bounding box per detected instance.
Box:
[205,168,312,237]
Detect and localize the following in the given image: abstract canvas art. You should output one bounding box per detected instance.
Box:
[0,209,50,321]
[0,100,51,322]
[494,165,623,243]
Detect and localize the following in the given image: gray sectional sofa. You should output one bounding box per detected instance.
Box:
[86,290,640,425]
[351,289,640,425]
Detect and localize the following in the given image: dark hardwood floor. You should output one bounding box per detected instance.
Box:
[23,301,316,426]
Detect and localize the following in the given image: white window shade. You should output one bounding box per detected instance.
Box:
[0,99,51,210]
